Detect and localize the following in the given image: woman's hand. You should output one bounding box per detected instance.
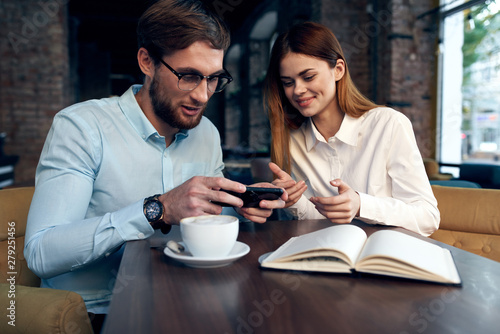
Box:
[269,162,307,208]
[309,179,360,224]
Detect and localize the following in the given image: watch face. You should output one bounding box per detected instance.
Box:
[145,201,162,221]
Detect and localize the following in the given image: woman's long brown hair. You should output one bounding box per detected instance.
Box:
[263,22,381,174]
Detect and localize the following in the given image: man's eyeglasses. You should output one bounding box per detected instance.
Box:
[156,57,233,93]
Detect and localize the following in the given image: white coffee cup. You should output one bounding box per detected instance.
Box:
[180,215,239,258]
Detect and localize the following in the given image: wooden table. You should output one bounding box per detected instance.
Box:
[102,219,500,334]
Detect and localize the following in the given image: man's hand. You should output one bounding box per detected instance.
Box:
[158,176,246,225]
[309,179,360,224]
[269,162,307,208]
[235,182,287,223]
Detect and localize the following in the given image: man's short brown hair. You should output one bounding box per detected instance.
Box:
[137,0,231,63]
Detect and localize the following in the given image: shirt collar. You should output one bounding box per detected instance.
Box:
[336,114,361,146]
[303,114,362,151]
[303,118,321,151]
[118,85,189,142]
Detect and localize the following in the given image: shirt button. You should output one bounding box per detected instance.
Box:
[137,233,145,239]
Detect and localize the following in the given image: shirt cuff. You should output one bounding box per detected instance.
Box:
[358,192,383,225]
[111,200,155,240]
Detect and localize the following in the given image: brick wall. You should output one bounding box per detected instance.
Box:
[386,0,438,158]
[321,0,374,99]
[321,0,438,158]
[0,0,72,185]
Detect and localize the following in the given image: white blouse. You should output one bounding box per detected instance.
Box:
[289,107,440,236]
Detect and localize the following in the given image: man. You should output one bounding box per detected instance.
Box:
[24,0,286,332]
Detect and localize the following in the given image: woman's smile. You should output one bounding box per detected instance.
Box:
[296,96,315,107]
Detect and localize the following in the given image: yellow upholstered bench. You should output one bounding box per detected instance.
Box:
[430,185,500,262]
[0,186,93,333]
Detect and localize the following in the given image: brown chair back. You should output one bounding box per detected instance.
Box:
[430,185,500,262]
[0,186,40,286]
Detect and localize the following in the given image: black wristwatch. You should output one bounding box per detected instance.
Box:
[143,194,171,234]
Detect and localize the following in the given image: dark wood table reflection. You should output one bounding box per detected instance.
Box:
[102,219,500,334]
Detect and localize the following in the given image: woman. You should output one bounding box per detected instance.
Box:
[264,22,439,236]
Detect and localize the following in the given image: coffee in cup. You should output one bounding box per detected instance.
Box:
[180,215,239,258]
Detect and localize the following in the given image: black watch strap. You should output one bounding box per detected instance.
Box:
[144,194,172,234]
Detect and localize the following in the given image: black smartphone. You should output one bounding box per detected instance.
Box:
[214,187,284,208]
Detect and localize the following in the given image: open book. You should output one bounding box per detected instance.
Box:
[260,225,461,285]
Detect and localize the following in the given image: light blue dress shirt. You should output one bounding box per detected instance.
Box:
[24,85,226,313]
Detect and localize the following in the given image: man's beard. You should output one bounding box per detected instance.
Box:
[149,74,205,130]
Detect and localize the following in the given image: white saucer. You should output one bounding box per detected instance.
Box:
[163,241,250,268]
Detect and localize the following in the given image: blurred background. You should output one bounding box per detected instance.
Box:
[1,0,499,187]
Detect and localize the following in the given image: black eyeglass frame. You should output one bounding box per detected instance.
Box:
[154,55,233,93]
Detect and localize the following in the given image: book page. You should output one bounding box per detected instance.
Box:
[262,224,368,268]
[355,230,461,284]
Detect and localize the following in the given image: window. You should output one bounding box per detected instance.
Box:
[439,0,500,175]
